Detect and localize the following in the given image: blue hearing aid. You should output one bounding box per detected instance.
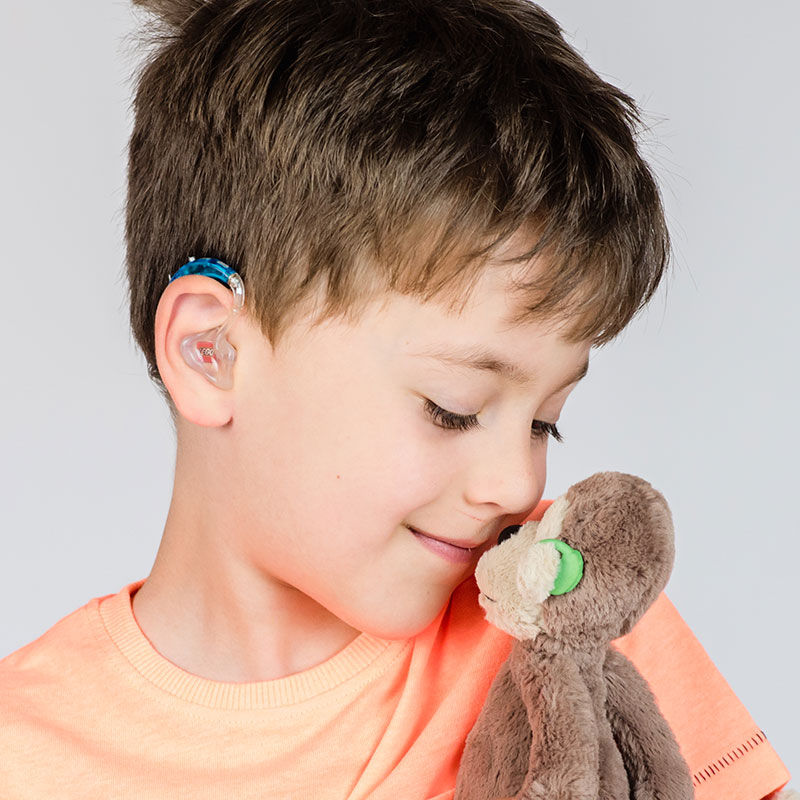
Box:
[166,257,245,390]
[538,538,584,595]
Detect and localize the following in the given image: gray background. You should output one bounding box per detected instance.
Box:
[2,0,797,780]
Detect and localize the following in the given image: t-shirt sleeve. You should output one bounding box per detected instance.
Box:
[611,592,791,800]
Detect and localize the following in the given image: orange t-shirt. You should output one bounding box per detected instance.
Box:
[0,500,791,799]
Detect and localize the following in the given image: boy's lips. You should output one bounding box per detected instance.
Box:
[406,525,479,565]
[405,524,479,550]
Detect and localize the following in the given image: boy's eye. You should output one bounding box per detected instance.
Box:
[423,399,563,443]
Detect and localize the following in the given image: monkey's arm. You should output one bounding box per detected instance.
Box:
[510,649,599,800]
[603,645,695,800]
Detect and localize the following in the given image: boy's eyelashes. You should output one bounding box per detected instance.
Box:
[422,398,563,442]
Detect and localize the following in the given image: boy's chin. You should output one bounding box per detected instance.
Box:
[350,592,454,641]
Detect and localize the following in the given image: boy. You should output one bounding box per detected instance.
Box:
[0,0,792,798]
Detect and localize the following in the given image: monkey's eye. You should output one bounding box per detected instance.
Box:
[497,524,522,545]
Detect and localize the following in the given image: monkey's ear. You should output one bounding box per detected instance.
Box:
[131,0,206,30]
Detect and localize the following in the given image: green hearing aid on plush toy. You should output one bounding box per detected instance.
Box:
[538,538,584,595]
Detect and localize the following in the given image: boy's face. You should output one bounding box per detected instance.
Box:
[208,256,591,641]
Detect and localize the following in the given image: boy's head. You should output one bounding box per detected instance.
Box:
[124,0,670,643]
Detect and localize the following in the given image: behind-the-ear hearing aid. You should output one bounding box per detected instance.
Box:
[167,257,245,390]
[538,538,584,595]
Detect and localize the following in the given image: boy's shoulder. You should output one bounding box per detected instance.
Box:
[0,588,113,718]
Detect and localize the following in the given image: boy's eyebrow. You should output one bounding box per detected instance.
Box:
[410,345,590,392]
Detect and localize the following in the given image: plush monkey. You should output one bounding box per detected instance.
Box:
[454,471,694,800]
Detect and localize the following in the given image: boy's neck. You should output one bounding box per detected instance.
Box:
[130,509,363,683]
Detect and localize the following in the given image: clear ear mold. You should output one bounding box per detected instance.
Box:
[167,257,245,390]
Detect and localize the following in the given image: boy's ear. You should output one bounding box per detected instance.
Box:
[154,275,238,427]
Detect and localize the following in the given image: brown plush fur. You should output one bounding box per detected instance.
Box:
[454,471,695,800]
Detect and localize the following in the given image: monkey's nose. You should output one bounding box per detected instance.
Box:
[497,524,521,545]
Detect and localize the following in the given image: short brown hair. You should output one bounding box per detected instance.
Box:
[125,0,670,423]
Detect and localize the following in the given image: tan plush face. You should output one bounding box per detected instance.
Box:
[474,473,675,647]
[474,495,571,640]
